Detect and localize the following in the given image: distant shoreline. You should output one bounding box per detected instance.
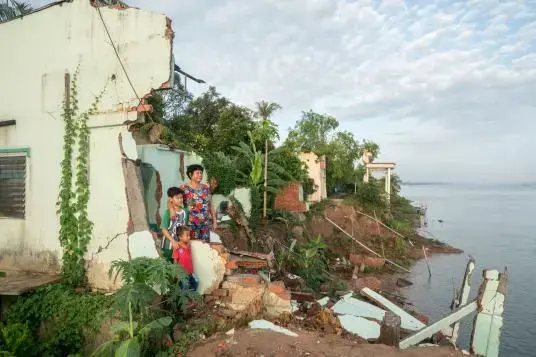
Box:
[403,181,535,187]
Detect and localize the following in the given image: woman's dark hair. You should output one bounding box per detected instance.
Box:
[186,164,204,179]
[167,186,184,198]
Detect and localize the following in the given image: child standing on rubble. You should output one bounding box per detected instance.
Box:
[161,187,188,263]
[173,226,198,291]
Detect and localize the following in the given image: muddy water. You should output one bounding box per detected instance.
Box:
[401,183,536,357]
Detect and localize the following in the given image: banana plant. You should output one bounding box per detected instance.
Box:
[231,132,291,194]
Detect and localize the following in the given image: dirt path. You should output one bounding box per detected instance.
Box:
[187,329,466,357]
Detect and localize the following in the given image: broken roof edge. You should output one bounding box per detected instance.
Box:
[0,0,72,25]
[0,0,170,26]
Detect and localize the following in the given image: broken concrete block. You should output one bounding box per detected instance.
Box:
[349,254,385,268]
[360,287,426,331]
[191,240,226,295]
[221,278,265,314]
[317,296,330,307]
[332,297,386,321]
[248,320,298,337]
[263,283,292,318]
[210,231,222,243]
[338,315,381,340]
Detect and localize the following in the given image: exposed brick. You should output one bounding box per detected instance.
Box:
[204,295,215,303]
[268,281,286,294]
[274,182,308,213]
[225,274,261,286]
[211,288,229,297]
[225,260,238,270]
[273,290,291,301]
[235,259,268,268]
[136,103,153,112]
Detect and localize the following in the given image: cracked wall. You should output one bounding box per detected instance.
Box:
[0,0,173,289]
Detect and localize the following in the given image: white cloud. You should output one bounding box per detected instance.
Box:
[28,0,536,183]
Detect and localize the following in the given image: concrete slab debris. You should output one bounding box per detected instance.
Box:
[210,231,222,243]
[191,241,226,295]
[248,320,298,337]
[291,300,299,313]
[337,315,381,339]
[332,297,386,321]
[360,287,426,331]
[317,296,330,307]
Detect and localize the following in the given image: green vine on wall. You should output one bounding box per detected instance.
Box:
[57,66,106,287]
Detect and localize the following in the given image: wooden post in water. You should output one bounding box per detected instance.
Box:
[422,245,432,278]
[379,311,401,346]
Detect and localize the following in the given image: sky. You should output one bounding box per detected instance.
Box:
[31,0,536,183]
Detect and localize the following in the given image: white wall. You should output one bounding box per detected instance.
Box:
[299,152,327,202]
[0,0,173,289]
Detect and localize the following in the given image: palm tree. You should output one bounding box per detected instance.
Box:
[0,0,32,23]
[254,101,281,219]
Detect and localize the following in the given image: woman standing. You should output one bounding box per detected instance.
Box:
[180,164,217,242]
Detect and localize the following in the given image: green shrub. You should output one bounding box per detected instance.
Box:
[287,236,329,290]
[349,180,387,214]
[0,322,32,357]
[5,284,112,357]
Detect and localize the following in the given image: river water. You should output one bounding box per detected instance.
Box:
[401,183,535,357]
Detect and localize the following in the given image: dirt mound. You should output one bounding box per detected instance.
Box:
[306,201,390,242]
[187,328,466,357]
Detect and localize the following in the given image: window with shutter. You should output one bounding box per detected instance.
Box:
[0,154,26,219]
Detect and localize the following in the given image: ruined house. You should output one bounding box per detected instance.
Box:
[299,152,327,202]
[0,0,177,290]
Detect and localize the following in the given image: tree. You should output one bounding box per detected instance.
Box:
[0,0,31,23]
[362,139,380,161]
[286,110,339,153]
[324,131,361,190]
[162,86,256,155]
[270,145,313,198]
[253,101,281,219]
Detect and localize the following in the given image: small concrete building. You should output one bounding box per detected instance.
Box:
[299,152,327,202]
[0,0,175,290]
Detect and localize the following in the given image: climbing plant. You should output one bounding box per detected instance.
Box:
[57,67,106,287]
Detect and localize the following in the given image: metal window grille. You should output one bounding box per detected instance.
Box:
[0,154,26,219]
